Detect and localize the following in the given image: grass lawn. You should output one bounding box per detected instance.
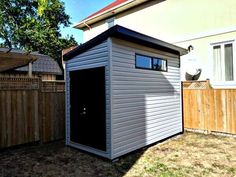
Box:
[0,132,235,177]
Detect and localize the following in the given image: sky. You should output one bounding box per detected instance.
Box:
[60,0,114,44]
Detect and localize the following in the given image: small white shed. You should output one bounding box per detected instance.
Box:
[64,25,188,159]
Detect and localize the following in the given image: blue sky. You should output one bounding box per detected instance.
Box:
[60,0,114,44]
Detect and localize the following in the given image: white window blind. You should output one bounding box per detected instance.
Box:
[212,41,235,81]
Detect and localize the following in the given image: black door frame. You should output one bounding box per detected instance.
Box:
[69,66,107,152]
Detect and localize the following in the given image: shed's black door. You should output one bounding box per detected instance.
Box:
[70,67,106,151]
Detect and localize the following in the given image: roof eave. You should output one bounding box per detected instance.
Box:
[74,0,149,29]
[0,52,37,72]
[74,13,114,29]
[63,25,188,61]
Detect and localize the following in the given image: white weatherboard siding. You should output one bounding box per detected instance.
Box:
[65,37,183,159]
[110,38,182,158]
[65,40,111,158]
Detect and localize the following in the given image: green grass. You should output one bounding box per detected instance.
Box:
[119,132,236,177]
[0,132,235,177]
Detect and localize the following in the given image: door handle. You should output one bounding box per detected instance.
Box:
[80,112,86,115]
[80,107,87,116]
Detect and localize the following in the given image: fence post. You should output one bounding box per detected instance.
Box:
[206,79,212,134]
[206,79,211,89]
[38,77,44,144]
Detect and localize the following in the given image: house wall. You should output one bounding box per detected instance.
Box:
[84,21,109,42]
[110,38,182,159]
[176,31,236,87]
[84,0,236,42]
[65,40,111,158]
[82,0,236,83]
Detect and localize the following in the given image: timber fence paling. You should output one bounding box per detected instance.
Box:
[40,80,65,143]
[183,80,236,135]
[0,78,40,148]
[0,77,65,148]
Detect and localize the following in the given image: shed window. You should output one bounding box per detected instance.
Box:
[136,55,152,69]
[135,54,167,71]
[153,58,167,71]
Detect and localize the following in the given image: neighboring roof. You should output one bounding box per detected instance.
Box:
[64,25,188,61]
[15,53,62,75]
[85,0,128,20]
[0,48,37,72]
[74,0,149,29]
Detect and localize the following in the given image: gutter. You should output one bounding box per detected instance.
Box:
[83,22,91,30]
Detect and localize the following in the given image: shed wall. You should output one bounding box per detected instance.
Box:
[111,38,182,158]
[65,40,111,158]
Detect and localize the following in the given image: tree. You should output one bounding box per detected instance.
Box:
[0,0,77,67]
[38,0,49,16]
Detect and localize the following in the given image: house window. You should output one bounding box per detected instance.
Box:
[212,41,235,81]
[135,54,167,71]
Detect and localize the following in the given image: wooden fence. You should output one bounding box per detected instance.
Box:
[183,80,236,134]
[0,77,65,148]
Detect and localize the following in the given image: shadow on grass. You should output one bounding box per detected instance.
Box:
[0,141,145,177]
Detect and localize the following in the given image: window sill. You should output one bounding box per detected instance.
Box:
[210,81,236,89]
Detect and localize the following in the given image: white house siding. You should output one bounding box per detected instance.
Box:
[83,21,109,42]
[83,0,236,44]
[110,38,182,158]
[65,40,111,158]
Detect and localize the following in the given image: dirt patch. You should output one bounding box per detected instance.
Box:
[0,132,235,177]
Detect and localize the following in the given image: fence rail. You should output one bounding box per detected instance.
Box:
[0,77,40,90]
[0,77,65,148]
[183,80,236,134]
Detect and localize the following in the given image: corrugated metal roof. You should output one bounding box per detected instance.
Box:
[15,53,62,75]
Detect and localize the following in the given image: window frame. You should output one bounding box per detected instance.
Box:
[211,40,236,82]
[135,54,168,72]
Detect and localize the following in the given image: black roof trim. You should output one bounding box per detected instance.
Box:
[63,25,188,61]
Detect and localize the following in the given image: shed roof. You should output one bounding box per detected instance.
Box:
[63,25,188,61]
[15,53,62,75]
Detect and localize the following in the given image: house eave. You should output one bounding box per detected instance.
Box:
[73,0,149,29]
